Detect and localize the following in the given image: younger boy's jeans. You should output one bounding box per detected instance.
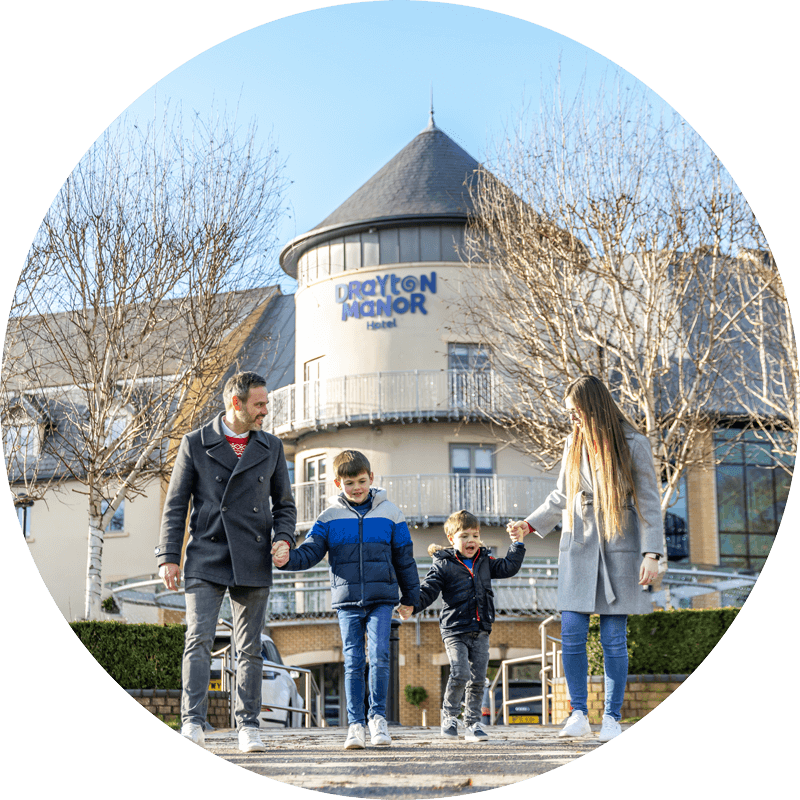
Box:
[337,603,394,726]
[442,631,490,726]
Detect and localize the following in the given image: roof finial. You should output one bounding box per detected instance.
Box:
[428,84,437,130]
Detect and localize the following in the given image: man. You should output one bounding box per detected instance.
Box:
[156,371,296,753]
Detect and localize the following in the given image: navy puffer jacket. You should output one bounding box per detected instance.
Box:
[279,488,420,610]
[413,543,525,637]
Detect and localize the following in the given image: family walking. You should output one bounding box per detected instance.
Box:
[157,371,663,752]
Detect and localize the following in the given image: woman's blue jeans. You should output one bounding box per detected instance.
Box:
[561,611,628,721]
[337,604,394,726]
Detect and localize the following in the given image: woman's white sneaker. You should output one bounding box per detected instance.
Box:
[238,727,266,752]
[368,715,392,746]
[344,722,366,749]
[598,715,622,742]
[558,709,592,738]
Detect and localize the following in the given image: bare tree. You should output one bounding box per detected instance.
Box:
[2,107,288,619]
[457,76,786,561]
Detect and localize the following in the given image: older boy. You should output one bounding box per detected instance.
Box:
[398,510,524,742]
[272,450,419,749]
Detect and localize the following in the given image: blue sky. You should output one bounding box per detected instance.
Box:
[119,2,661,292]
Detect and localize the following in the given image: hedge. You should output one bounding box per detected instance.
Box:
[587,608,740,675]
[70,621,185,690]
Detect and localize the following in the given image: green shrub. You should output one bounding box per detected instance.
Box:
[405,685,428,707]
[587,608,739,675]
[70,621,185,689]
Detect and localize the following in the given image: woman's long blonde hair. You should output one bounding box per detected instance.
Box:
[564,375,642,540]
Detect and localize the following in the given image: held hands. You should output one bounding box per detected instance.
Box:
[506,519,530,542]
[271,541,290,568]
[397,604,414,621]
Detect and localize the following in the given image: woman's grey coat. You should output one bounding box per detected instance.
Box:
[526,428,663,616]
[155,414,297,587]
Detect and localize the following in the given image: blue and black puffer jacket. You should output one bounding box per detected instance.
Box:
[279,488,420,610]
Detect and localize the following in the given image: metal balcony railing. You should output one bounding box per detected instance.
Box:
[292,473,557,529]
[265,369,517,435]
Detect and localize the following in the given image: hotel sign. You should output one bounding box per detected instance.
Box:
[335,271,437,325]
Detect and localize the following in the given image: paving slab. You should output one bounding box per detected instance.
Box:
[202,724,620,798]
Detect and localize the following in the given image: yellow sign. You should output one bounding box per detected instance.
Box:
[208,680,222,691]
[509,715,540,724]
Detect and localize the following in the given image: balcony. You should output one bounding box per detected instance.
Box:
[266,369,515,438]
[293,473,557,530]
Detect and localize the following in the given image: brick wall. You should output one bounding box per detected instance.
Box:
[127,688,230,729]
[552,674,685,723]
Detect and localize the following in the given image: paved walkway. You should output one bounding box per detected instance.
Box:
[202,722,621,797]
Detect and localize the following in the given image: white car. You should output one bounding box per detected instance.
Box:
[209,630,305,727]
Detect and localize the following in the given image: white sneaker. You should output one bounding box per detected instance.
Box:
[344,722,366,750]
[464,722,489,743]
[368,715,392,746]
[598,715,623,742]
[558,709,592,738]
[238,726,266,752]
[181,722,205,747]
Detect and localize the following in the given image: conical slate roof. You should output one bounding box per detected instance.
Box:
[312,119,481,230]
[279,118,482,277]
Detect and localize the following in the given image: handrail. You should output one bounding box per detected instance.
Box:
[488,615,562,726]
[109,563,759,623]
[214,617,324,729]
[264,368,523,435]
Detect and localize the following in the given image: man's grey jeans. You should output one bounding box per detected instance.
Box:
[442,631,490,726]
[182,577,270,730]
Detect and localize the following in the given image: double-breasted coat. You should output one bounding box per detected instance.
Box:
[526,428,663,616]
[155,413,297,587]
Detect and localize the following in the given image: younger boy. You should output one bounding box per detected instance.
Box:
[398,510,524,742]
[272,450,420,750]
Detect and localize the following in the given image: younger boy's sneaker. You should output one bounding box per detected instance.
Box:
[464,722,489,743]
[440,712,459,738]
[368,715,392,746]
[558,709,592,738]
[344,722,366,750]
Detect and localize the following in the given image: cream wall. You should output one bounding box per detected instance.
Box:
[25,478,163,620]
[295,262,467,381]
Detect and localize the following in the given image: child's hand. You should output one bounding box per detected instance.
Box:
[271,541,290,568]
[397,604,414,620]
[507,519,529,542]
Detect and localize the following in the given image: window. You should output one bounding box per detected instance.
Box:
[303,454,328,522]
[296,224,468,285]
[303,357,324,421]
[663,477,689,562]
[3,423,39,463]
[101,499,125,534]
[450,444,494,514]
[15,501,32,539]
[448,343,491,410]
[715,429,791,570]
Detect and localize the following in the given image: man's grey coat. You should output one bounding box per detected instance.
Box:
[156,414,297,587]
[526,428,663,616]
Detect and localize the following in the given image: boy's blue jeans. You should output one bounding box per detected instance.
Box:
[561,611,628,721]
[337,604,394,726]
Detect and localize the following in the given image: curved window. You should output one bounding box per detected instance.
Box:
[297,225,466,286]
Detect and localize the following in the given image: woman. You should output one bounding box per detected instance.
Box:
[507,375,663,743]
